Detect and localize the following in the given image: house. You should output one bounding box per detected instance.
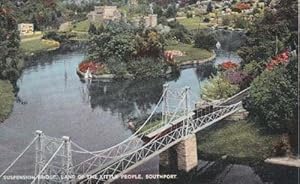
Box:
[134,14,158,28]
[144,14,158,28]
[18,23,34,36]
[87,6,121,23]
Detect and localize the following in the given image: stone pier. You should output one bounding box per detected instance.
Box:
[159,134,198,172]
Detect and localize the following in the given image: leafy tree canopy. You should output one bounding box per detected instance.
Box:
[87,21,165,63]
[201,74,239,101]
[0,0,23,83]
[245,58,297,131]
[238,0,297,67]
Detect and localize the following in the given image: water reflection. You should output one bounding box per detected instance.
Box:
[86,75,180,121]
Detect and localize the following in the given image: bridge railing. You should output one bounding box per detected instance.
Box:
[80,102,242,184]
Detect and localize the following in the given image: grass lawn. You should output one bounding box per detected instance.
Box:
[70,31,90,41]
[20,39,60,54]
[72,19,103,33]
[197,120,280,159]
[0,80,15,122]
[166,42,213,63]
[178,17,210,30]
[72,20,90,32]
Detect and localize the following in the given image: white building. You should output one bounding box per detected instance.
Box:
[18,23,34,36]
[87,6,121,23]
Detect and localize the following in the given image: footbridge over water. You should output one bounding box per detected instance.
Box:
[0,85,249,184]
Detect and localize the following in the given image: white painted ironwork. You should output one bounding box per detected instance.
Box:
[78,102,242,184]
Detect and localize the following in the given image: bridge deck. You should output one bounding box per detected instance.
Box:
[145,112,195,139]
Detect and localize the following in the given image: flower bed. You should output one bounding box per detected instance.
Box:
[235,3,251,10]
[266,51,289,70]
[218,61,239,71]
[164,50,186,64]
[78,61,105,74]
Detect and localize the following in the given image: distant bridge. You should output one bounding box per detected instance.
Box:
[0,85,249,184]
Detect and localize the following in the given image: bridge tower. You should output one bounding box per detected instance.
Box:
[160,87,198,172]
[34,131,75,184]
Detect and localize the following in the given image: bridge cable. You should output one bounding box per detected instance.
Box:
[0,135,39,179]
[30,142,64,184]
[69,89,168,155]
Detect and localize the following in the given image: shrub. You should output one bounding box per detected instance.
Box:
[273,134,292,156]
[233,15,249,29]
[166,21,192,44]
[201,74,239,101]
[224,70,252,89]
[127,58,167,78]
[203,17,210,23]
[43,31,76,42]
[194,31,216,50]
[186,11,193,18]
[245,59,297,131]
[106,57,128,77]
[158,16,168,25]
[88,23,97,34]
[222,15,231,26]
[242,60,264,79]
[164,4,177,18]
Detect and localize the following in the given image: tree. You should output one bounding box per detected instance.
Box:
[201,74,239,101]
[0,1,23,83]
[166,21,192,44]
[152,3,163,17]
[164,3,177,18]
[245,58,297,131]
[88,23,97,34]
[86,22,168,77]
[87,22,136,62]
[194,31,216,50]
[238,0,297,69]
[13,0,62,30]
[206,1,213,13]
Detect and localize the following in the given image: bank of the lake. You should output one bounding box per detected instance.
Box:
[197,119,280,160]
[0,80,15,122]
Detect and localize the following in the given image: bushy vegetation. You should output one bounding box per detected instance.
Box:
[238,0,297,66]
[239,0,298,133]
[201,74,239,101]
[194,31,216,50]
[245,58,297,131]
[0,1,23,83]
[11,0,64,30]
[166,21,193,44]
[43,31,76,42]
[86,21,169,78]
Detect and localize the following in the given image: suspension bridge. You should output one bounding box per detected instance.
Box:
[0,85,249,184]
